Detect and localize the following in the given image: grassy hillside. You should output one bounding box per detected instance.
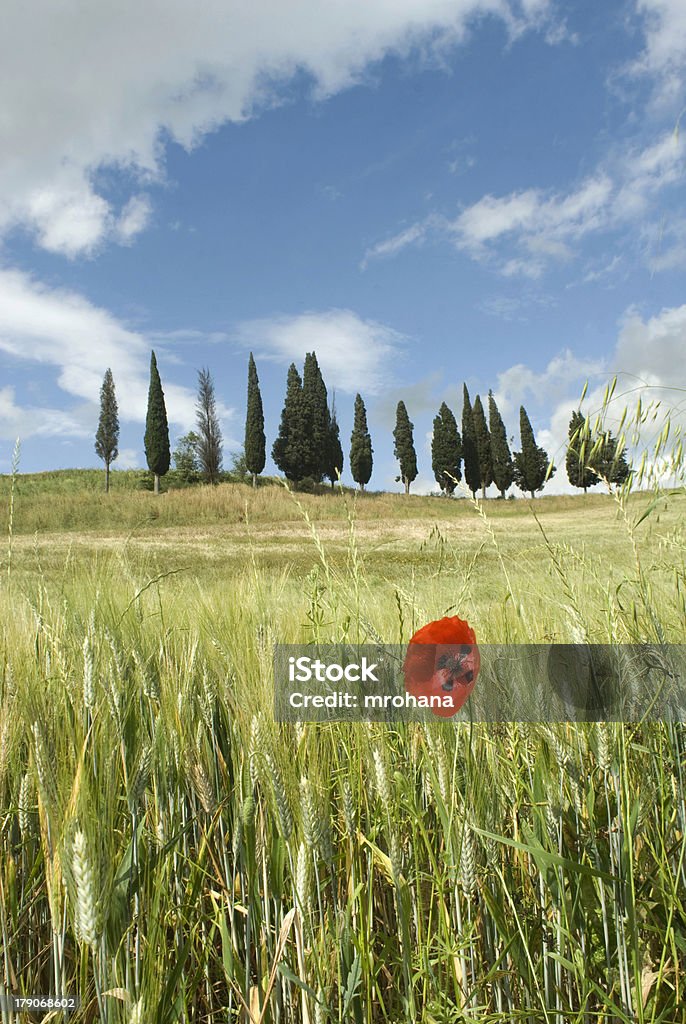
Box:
[0,465,665,535]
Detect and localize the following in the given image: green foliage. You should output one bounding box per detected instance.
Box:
[431,401,462,494]
[324,398,344,487]
[272,363,308,482]
[513,404,554,497]
[488,390,514,497]
[349,394,373,490]
[244,353,266,485]
[229,447,250,482]
[196,367,223,484]
[472,394,493,497]
[393,400,418,494]
[144,350,171,488]
[172,431,202,484]
[461,384,480,498]
[566,410,600,491]
[593,430,632,486]
[302,352,329,481]
[94,368,119,491]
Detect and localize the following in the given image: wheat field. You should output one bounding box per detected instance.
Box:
[1,416,685,1022]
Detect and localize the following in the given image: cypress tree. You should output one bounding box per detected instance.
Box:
[302,352,329,481]
[244,353,266,488]
[393,401,418,495]
[513,406,554,498]
[566,410,599,493]
[144,350,170,494]
[431,402,462,494]
[272,363,307,483]
[461,385,480,500]
[593,431,631,486]
[196,367,223,484]
[324,395,344,488]
[350,393,373,491]
[488,390,514,498]
[95,367,119,493]
[472,394,493,499]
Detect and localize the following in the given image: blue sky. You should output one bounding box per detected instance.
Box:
[0,0,684,492]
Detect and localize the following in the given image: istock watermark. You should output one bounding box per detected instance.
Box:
[273,643,686,723]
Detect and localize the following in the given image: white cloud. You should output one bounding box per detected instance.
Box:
[361,222,429,268]
[491,302,686,492]
[236,308,404,394]
[364,130,684,276]
[640,216,686,272]
[116,195,153,244]
[0,386,89,441]
[23,184,112,258]
[0,0,553,258]
[115,448,141,469]
[632,0,686,102]
[0,267,215,432]
[452,174,614,260]
[493,349,605,422]
[613,303,686,384]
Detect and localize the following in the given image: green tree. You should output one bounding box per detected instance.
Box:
[488,391,514,498]
[513,406,554,498]
[94,367,119,493]
[324,395,344,488]
[196,367,223,484]
[229,447,250,483]
[302,352,329,480]
[566,410,599,493]
[431,402,462,494]
[272,363,307,483]
[593,431,631,486]
[244,353,266,488]
[349,393,373,491]
[472,394,493,499]
[144,350,170,494]
[461,384,480,499]
[393,401,418,495]
[172,432,201,483]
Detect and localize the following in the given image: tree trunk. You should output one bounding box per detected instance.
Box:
[105,463,110,493]
[359,482,365,493]
[252,472,257,489]
[481,485,487,500]
[583,485,587,494]
[404,479,410,495]
[500,489,506,499]
[154,473,160,494]
[530,490,535,499]
[330,480,334,490]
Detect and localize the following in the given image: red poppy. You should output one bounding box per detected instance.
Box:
[403,616,480,718]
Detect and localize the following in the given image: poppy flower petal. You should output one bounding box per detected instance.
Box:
[403,616,479,718]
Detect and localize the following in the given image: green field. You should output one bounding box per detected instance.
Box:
[1,470,685,1022]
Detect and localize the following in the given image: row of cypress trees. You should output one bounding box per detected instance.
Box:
[394,387,553,499]
[95,350,630,497]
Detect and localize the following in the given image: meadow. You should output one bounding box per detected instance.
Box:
[0,456,685,1022]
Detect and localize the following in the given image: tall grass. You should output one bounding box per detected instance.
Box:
[0,398,684,1023]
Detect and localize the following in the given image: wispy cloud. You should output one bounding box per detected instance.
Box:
[630,0,686,105]
[363,130,685,277]
[361,222,430,269]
